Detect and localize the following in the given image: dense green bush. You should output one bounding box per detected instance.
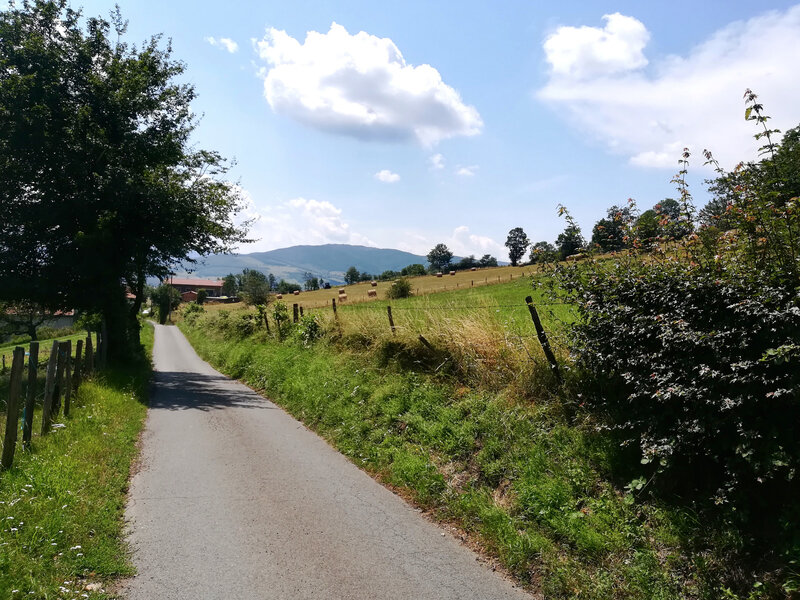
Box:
[386,277,412,299]
[295,314,323,346]
[558,257,800,497]
[271,302,293,340]
[553,97,800,503]
[548,97,800,596]
[181,302,205,325]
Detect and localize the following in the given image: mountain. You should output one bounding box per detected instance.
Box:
[178,244,428,284]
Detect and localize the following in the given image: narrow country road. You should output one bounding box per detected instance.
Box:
[124,323,533,600]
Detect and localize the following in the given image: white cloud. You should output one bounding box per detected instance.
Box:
[374,169,401,183]
[205,36,239,53]
[538,6,800,169]
[456,165,478,177]
[236,192,374,252]
[543,13,649,79]
[254,22,482,145]
[429,153,445,170]
[449,226,505,258]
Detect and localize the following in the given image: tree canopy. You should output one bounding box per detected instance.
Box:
[505,227,530,266]
[0,1,249,357]
[426,243,453,272]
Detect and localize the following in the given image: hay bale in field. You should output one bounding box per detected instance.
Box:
[566,253,586,262]
[338,288,346,295]
[449,271,455,276]
[436,272,443,278]
[470,267,477,271]
[367,289,377,298]
[293,290,300,295]
[338,293,348,302]
[276,294,283,299]
[370,281,377,287]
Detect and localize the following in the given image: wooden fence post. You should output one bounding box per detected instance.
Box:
[292,303,299,323]
[525,296,562,384]
[418,335,434,350]
[73,339,83,391]
[41,340,59,434]
[22,341,39,449]
[332,297,337,320]
[52,342,67,417]
[299,306,304,318]
[85,334,93,375]
[63,340,73,417]
[387,306,396,334]
[1,347,25,470]
[264,313,271,335]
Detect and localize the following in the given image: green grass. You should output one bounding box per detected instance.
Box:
[179,319,707,600]
[0,331,90,368]
[1,332,98,439]
[333,275,576,337]
[0,325,151,598]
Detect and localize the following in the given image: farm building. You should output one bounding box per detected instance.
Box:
[168,277,223,295]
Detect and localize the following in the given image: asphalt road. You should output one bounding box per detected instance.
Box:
[124,323,533,599]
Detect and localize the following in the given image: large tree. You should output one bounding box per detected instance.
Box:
[426,243,453,272]
[344,266,360,285]
[556,225,585,260]
[590,205,633,252]
[0,1,248,358]
[505,227,530,266]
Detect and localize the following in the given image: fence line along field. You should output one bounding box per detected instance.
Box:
[1,333,97,470]
[205,264,542,312]
[190,273,576,389]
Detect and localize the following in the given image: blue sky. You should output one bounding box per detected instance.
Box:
[78,0,800,259]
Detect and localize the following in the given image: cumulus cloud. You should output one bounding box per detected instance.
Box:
[429,153,445,170]
[254,22,482,145]
[205,36,239,53]
[538,6,800,169]
[374,169,401,183]
[456,165,478,177]
[449,226,505,258]
[236,192,374,252]
[543,13,649,79]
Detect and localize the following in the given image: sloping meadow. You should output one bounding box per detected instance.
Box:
[179,282,756,600]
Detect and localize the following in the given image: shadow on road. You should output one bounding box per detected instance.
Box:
[151,371,274,412]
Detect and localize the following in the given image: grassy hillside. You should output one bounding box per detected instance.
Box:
[178,275,763,599]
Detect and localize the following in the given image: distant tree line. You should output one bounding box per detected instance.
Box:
[425,196,713,270]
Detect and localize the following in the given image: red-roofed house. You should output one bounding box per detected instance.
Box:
[168,277,224,295]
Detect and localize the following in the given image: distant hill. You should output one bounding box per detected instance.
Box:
[179,244,429,285]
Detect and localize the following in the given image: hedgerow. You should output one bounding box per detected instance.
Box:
[550,92,800,596]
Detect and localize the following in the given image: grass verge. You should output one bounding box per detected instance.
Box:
[0,324,152,599]
[179,319,716,600]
